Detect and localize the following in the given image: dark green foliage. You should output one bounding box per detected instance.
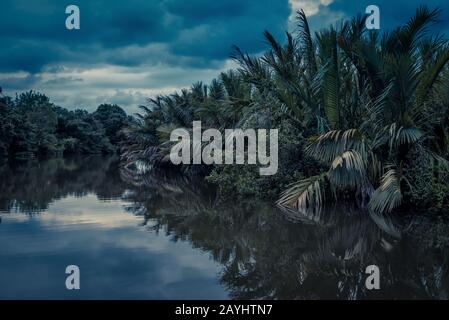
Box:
[206,117,322,199]
[403,145,449,212]
[93,104,132,145]
[0,92,130,158]
[121,6,449,214]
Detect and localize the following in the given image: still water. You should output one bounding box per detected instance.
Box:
[0,157,448,299]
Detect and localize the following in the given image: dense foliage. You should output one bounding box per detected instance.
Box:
[121,6,449,215]
[0,91,130,158]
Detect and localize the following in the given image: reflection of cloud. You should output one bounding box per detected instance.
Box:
[3,194,139,229]
[0,194,227,299]
[44,194,140,229]
[1,193,218,272]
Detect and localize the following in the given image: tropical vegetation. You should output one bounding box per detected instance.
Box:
[121,6,449,215]
[0,91,130,158]
[2,6,448,215]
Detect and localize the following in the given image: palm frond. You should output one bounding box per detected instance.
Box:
[319,29,342,129]
[416,45,449,107]
[383,5,441,55]
[385,123,424,152]
[306,129,364,163]
[277,174,327,212]
[328,150,368,189]
[369,167,403,214]
[295,9,317,76]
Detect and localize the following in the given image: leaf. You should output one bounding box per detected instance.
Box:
[328,150,368,189]
[306,129,364,164]
[277,174,327,212]
[369,167,403,214]
[295,9,317,76]
[416,46,449,107]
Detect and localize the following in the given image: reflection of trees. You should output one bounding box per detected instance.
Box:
[0,156,126,214]
[2,160,449,299]
[122,170,449,299]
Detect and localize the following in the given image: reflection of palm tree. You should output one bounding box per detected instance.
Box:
[4,157,449,299]
[120,169,449,299]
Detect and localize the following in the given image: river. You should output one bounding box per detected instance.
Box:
[0,156,448,299]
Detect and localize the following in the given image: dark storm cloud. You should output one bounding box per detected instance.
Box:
[1,0,448,113]
[0,73,41,90]
[0,0,290,73]
[322,0,449,32]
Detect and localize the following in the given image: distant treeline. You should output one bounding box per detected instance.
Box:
[0,91,132,159]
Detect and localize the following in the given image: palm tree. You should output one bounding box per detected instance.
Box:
[121,6,448,214]
[276,6,449,214]
[120,72,252,173]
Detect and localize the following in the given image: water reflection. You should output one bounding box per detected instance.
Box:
[0,156,125,214]
[0,157,227,299]
[0,157,448,299]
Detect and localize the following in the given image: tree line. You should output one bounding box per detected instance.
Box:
[0,91,131,159]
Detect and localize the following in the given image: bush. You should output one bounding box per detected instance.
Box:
[404,146,449,212]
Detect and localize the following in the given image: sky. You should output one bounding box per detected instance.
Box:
[0,0,448,114]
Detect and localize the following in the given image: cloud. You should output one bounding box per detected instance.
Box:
[287,0,449,33]
[0,0,290,111]
[0,60,236,113]
[324,0,449,32]
[1,0,448,113]
[288,0,333,18]
[0,0,290,73]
